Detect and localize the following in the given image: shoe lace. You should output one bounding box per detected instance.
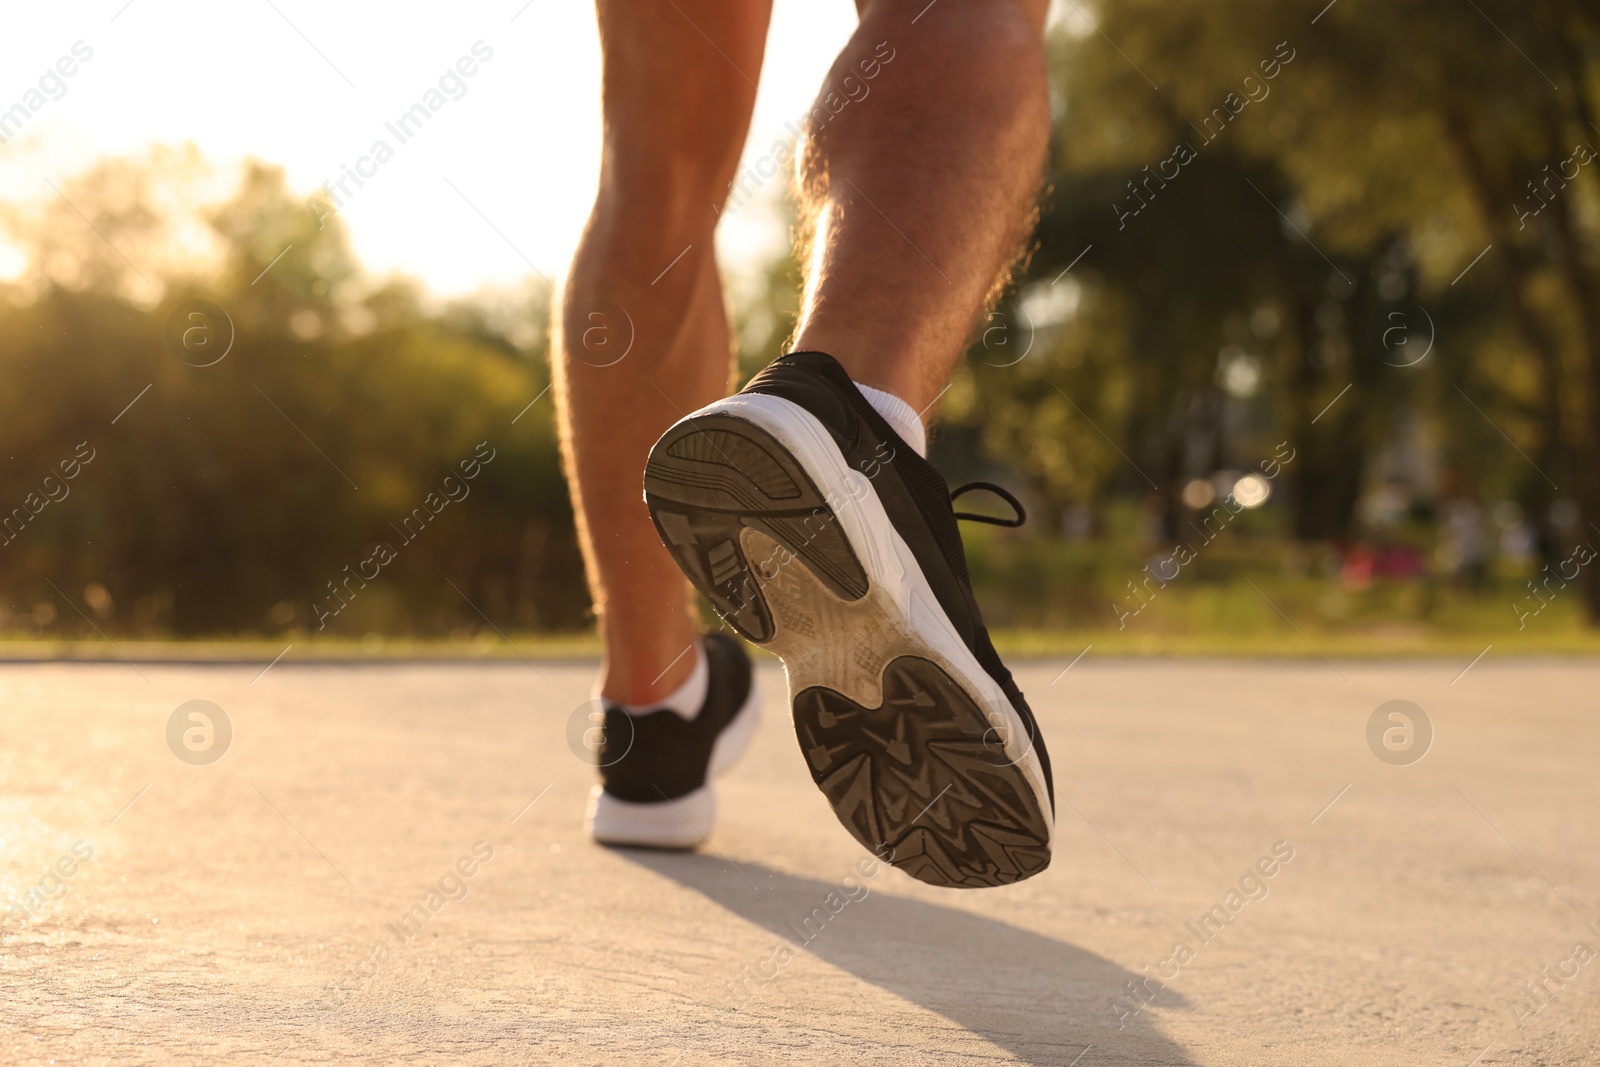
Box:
[949,481,1026,528]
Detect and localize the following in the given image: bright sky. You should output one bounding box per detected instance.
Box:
[0,0,866,296]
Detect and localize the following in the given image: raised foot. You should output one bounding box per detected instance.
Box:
[793,655,1051,888]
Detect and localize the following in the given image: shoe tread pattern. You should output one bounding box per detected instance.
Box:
[645,406,1053,888]
[644,415,869,644]
[794,656,1051,888]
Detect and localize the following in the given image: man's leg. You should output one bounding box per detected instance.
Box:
[635,0,1057,884]
[791,0,1052,416]
[554,0,771,705]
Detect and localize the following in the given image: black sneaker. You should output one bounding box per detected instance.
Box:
[642,350,1053,887]
[586,633,762,849]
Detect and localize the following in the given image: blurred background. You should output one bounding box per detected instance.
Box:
[3,0,1597,655]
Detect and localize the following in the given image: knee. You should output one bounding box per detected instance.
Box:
[797,0,1047,189]
[596,88,755,247]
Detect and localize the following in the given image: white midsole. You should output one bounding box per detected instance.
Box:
[699,392,1054,840]
[587,783,716,848]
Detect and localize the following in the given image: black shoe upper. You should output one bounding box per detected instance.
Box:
[740,350,1054,805]
[598,632,753,803]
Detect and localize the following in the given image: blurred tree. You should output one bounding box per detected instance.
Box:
[10,1,1600,636]
[0,152,586,637]
[965,0,1600,618]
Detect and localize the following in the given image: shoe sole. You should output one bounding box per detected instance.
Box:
[644,393,1053,888]
[587,682,762,849]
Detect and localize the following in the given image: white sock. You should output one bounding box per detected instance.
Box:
[854,382,927,457]
[601,640,708,721]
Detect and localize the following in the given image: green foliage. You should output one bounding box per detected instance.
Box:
[0,153,587,638]
[11,0,1600,639]
[957,0,1600,620]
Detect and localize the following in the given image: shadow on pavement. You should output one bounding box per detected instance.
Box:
[620,850,1197,1067]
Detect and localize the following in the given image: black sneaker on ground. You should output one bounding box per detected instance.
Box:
[642,350,1054,888]
[586,632,762,849]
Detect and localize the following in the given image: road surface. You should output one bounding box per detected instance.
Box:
[2,657,1597,1065]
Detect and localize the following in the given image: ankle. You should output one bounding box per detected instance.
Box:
[602,639,708,719]
[599,631,703,706]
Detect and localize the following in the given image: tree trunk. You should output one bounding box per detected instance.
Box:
[1441,108,1589,607]
[1546,34,1600,616]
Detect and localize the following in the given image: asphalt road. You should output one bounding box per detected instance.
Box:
[2,657,1597,1065]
